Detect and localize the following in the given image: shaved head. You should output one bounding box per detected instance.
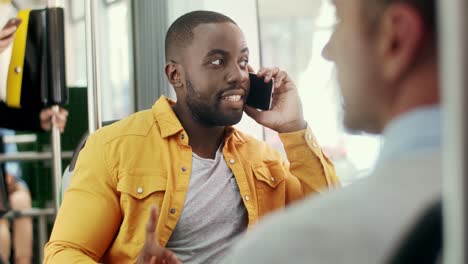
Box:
[165,10,237,62]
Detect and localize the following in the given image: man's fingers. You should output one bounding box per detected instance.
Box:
[159,250,181,264]
[146,206,158,235]
[257,67,265,76]
[169,252,182,264]
[273,71,287,89]
[256,67,280,83]
[247,64,255,73]
[266,67,280,83]
[139,205,176,264]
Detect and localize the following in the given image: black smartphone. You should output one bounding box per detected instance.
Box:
[246,73,273,111]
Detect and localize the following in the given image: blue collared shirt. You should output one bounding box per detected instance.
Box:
[378,105,441,162]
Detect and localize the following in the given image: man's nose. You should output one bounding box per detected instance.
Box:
[226,64,248,84]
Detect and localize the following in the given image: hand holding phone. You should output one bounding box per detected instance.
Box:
[244,67,306,133]
[246,73,274,111]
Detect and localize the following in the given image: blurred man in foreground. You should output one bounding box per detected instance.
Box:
[225,0,440,263]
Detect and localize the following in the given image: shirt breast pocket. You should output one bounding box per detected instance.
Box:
[252,162,287,216]
[117,169,167,246]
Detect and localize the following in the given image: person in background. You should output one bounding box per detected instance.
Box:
[0,21,68,264]
[0,129,32,264]
[0,22,68,132]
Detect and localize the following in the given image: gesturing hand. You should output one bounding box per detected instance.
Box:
[136,206,181,264]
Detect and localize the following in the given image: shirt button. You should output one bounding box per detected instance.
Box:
[270,177,275,182]
[181,166,187,172]
[137,187,143,194]
[181,134,185,140]
[170,208,176,214]
[229,159,235,164]
[244,195,250,202]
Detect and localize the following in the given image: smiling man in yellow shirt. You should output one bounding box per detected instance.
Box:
[44,10,339,263]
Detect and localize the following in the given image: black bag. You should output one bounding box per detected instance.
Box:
[6,7,68,111]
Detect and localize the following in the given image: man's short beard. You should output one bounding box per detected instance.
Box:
[185,80,243,127]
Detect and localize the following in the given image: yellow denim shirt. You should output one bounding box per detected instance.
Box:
[44,96,339,263]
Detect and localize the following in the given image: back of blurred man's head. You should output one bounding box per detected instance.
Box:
[323,0,437,134]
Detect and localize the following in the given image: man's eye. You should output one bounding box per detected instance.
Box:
[239,60,249,67]
[211,59,224,65]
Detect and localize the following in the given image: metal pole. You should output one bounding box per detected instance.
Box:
[439,0,468,263]
[51,105,62,211]
[254,0,267,141]
[85,0,103,133]
[0,151,73,162]
[37,214,47,261]
[47,0,65,213]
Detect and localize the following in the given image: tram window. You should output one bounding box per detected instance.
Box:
[64,0,135,120]
[257,0,381,185]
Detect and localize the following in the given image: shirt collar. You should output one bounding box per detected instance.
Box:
[152,96,185,138]
[378,105,441,161]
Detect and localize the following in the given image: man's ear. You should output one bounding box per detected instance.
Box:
[377,3,426,83]
[165,63,183,88]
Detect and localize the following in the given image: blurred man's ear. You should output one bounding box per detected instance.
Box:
[377,3,425,83]
[165,62,183,89]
